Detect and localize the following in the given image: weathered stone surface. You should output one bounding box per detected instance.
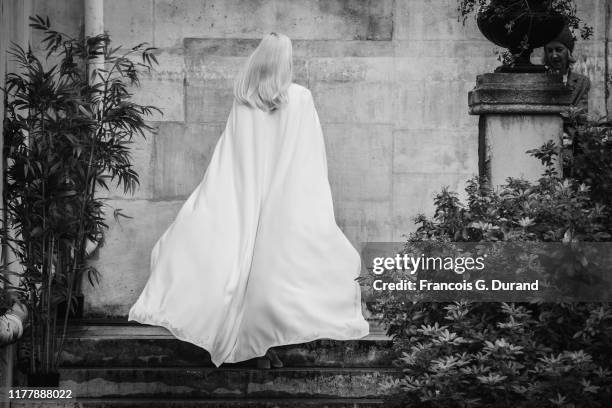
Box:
[104,128,156,201]
[480,115,563,188]
[396,81,478,132]
[394,39,497,59]
[184,55,307,86]
[185,80,234,123]
[154,0,393,48]
[124,50,187,120]
[334,201,394,247]
[392,81,426,129]
[391,173,472,240]
[307,58,395,83]
[274,0,393,41]
[184,38,260,57]
[310,82,395,124]
[152,122,224,198]
[393,129,477,175]
[83,199,183,316]
[395,56,496,83]
[572,41,608,118]
[468,73,568,188]
[323,124,393,202]
[104,0,153,46]
[32,0,83,45]
[154,0,272,48]
[394,0,482,41]
[58,367,401,398]
[60,338,394,368]
[575,0,608,41]
[468,73,573,115]
[145,49,186,80]
[424,80,478,129]
[184,38,395,58]
[293,40,394,58]
[130,77,185,122]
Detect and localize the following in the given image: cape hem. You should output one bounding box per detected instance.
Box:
[128,310,370,368]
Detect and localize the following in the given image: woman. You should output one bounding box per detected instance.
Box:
[128,32,370,368]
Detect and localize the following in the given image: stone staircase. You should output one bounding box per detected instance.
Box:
[12,319,399,407]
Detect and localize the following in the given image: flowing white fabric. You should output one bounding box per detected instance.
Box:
[128,83,369,367]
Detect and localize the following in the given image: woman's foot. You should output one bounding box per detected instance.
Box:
[265,349,283,368]
[256,356,271,369]
[256,349,284,369]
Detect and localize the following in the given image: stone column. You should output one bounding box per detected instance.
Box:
[84,0,104,80]
[468,73,572,189]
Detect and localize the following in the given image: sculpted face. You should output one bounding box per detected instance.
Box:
[544,40,570,74]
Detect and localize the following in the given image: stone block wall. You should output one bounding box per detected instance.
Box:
[26,0,612,316]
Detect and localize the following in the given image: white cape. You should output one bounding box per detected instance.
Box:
[128,83,369,367]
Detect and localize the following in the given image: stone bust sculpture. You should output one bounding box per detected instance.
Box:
[542,25,590,113]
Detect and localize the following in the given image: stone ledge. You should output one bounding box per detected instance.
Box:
[469,103,570,115]
[63,319,389,341]
[468,72,573,115]
[183,39,394,58]
[57,366,401,398]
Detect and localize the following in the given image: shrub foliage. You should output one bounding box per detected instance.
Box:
[372,124,612,407]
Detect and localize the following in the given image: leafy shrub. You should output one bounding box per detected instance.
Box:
[370,145,612,407]
[378,302,611,408]
[561,117,612,218]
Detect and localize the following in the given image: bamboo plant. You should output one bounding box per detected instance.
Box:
[1,15,160,380]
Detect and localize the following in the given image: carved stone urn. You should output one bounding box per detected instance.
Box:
[477,0,565,72]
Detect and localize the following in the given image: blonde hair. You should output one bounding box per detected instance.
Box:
[233,32,293,112]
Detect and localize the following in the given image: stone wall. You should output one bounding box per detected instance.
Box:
[28,0,611,316]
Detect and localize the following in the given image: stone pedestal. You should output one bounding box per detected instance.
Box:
[468,73,573,188]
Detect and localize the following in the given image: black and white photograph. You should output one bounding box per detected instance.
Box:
[0,0,611,407]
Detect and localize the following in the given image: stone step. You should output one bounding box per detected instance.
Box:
[62,319,388,341]
[18,319,398,406]
[59,320,394,368]
[57,367,401,399]
[60,338,394,368]
[10,397,385,408]
[62,318,387,341]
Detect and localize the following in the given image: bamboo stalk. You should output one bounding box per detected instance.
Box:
[44,237,54,373]
[54,133,97,367]
[54,48,104,364]
[51,248,59,368]
[40,104,48,375]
